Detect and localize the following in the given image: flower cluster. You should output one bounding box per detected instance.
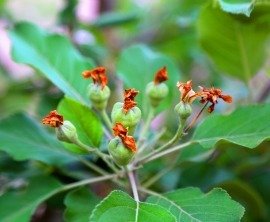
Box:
[42,66,233,166]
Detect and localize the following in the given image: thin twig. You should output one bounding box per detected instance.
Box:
[184,102,209,133]
[101,109,113,132]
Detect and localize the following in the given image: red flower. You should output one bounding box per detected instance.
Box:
[42,110,63,128]
[198,87,233,113]
[82,67,108,89]
[154,67,168,84]
[123,88,139,114]
[176,80,197,104]
[113,123,137,152]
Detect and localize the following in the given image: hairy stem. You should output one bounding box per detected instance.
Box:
[137,118,185,165]
[126,166,140,201]
[137,107,155,146]
[101,109,113,132]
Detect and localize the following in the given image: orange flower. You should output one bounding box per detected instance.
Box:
[42,110,63,127]
[154,67,168,84]
[123,88,139,113]
[82,67,108,89]
[113,123,137,152]
[198,86,233,113]
[177,80,197,104]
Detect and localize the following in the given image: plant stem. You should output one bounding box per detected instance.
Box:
[139,141,192,165]
[74,140,119,173]
[137,107,155,145]
[56,174,117,193]
[126,166,140,201]
[137,118,185,164]
[78,157,109,175]
[184,102,209,133]
[101,109,113,132]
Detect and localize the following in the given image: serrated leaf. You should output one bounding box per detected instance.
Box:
[147,187,245,222]
[0,175,63,222]
[116,44,180,114]
[192,104,270,150]
[57,97,103,152]
[64,187,100,222]
[0,113,77,166]
[10,22,94,105]
[218,0,254,16]
[197,4,270,81]
[89,190,176,222]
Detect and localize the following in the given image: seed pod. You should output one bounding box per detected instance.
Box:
[174,101,192,120]
[108,137,135,166]
[146,82,169,107]
[88,83,110,111]
[55,120,78,143]
[111,102,141,133]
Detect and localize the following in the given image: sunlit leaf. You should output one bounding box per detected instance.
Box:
[89,190,176,222]
[10,22,94,105]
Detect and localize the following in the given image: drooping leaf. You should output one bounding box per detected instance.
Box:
[147,187,245,222]
[117,44,180,114]
[57,97,103,152]
[192,104,270,150]
[197,4,270,81]
[0,175,63,222]
[218,0,254,16]
[10,22,94,105]
[64,187,100,222]
[0,113,77,166]
[89,190,176,222]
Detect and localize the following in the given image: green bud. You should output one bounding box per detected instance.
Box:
[146,82,169,107]
[88,83,110,110]
[108,137,135,166]
[111,102,141,133]
[55,120,78,143]
[174,101,192,120]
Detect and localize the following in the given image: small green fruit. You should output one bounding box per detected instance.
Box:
[88,83,110,110]
[146,82,169,107]
[111,102,141,132]
[55,120,78,143]
[108,137,135,166]
[174,101,192,120]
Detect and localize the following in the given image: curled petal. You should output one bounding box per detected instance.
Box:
[42,110,63,128]
[82,67,108,89]
[123,88,139,113]
[113,122,127,137]
[123,136,137,152]
[220,94,233,103]
[154,66,168,84]
[177,80,197,104]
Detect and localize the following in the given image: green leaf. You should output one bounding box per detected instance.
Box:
[0,113,77,166]
[192,104,270,150]
[117,44,180,114]
[57,97,103,152]
[0,175,62,222]
[64,187,100,222]
[10,22,94,105]
[89,190,176,222]
[218,0,254,16]
[197,4,270,81]
[147,187,245,222]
